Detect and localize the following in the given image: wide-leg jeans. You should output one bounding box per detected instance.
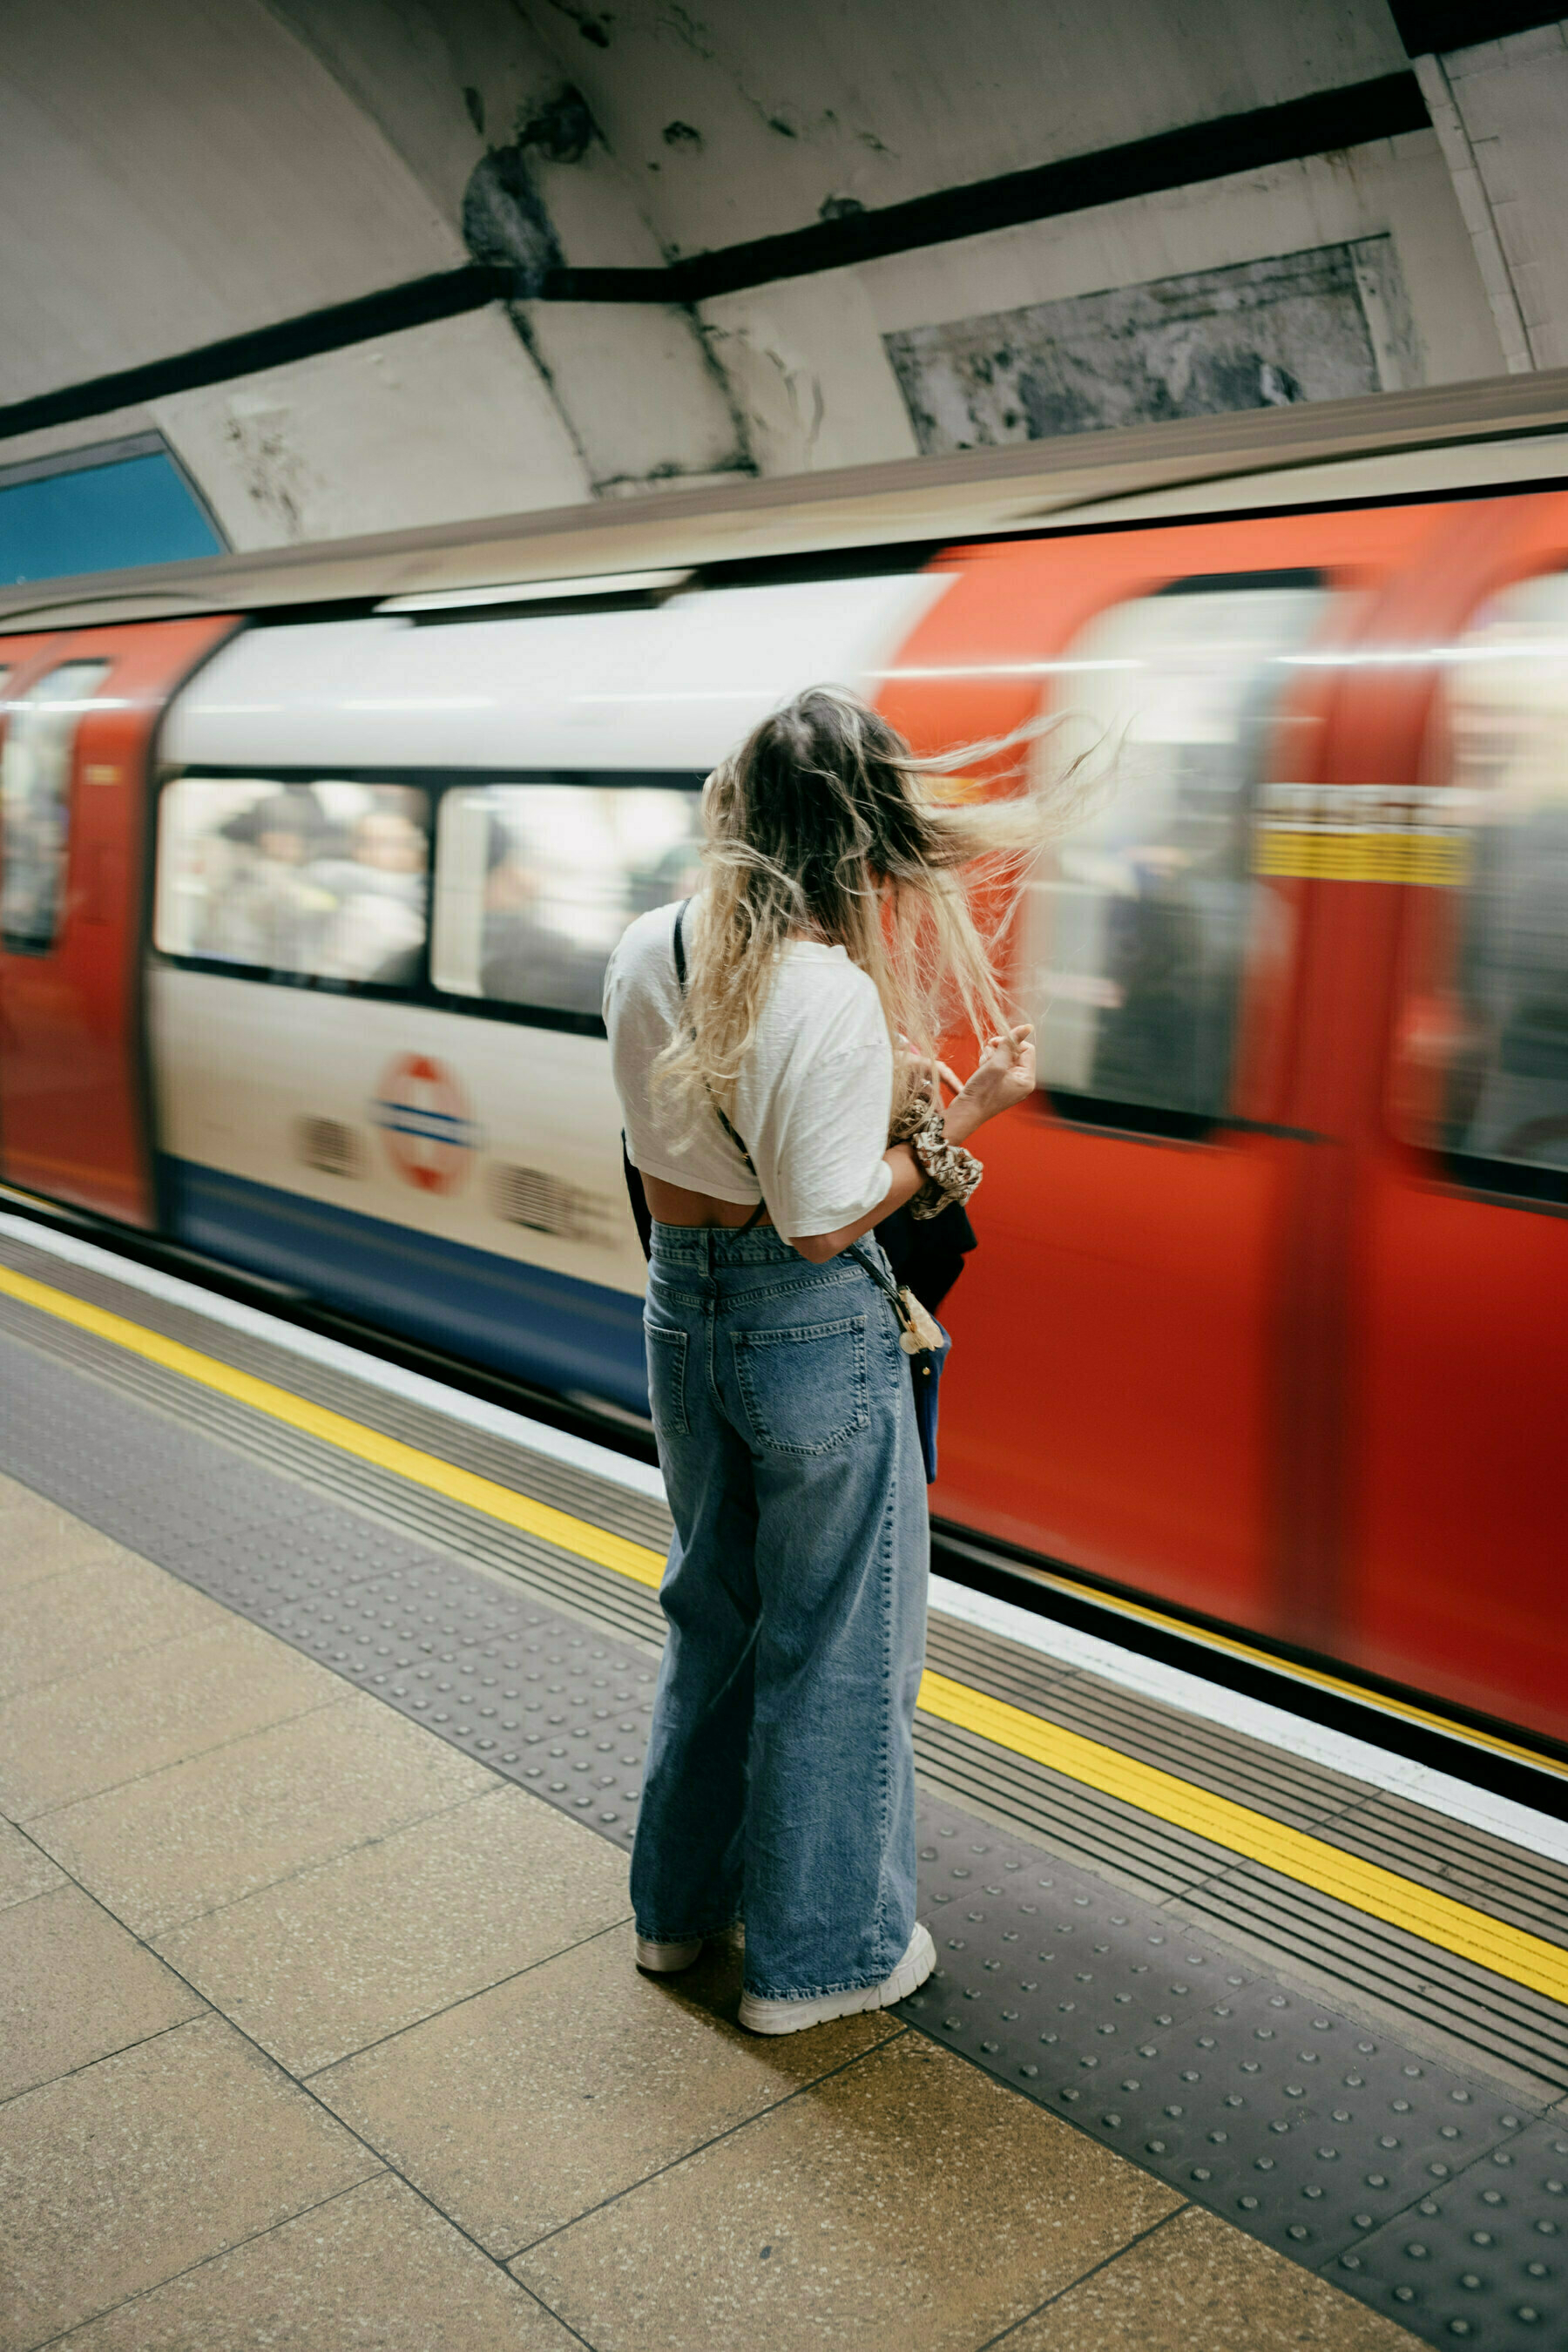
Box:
[630,1221,929,2003]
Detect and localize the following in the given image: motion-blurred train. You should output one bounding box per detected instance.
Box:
[3,402,1567,1747]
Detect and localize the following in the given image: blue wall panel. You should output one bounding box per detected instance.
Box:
[0,452,222,585]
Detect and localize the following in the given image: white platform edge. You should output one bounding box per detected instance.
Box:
[928,1572,1568,1872]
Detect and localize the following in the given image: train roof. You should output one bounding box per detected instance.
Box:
[5,365,1568,637]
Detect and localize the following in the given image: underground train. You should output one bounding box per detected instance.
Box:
[3,430,1567,1751]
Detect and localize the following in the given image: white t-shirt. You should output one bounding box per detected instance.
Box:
[605,901,894,1240]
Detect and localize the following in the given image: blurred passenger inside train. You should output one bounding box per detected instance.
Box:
[476,784,703,1016]
[178,781,429,985]
[304,794,428,987]
[195,786,335,972]
[1445,713,1568,1175]
[478,814,607,1015]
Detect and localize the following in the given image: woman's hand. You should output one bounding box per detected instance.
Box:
[943,1025,1036,1145]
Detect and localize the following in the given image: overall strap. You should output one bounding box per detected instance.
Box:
[672,900,767,1236]
[846,1240,899,1305]
[847,1240,913,1329]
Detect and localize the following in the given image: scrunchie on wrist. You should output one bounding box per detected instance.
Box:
[889,1094,983,1220]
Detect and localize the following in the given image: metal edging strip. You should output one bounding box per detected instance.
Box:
[5,1256,1566,2012]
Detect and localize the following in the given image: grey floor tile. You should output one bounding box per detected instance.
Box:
[160,1781,631,2074]
[0,1818,62,1909]
[1007,2204,1421,2349]
[29,1693,493,1938]
[53,2174,582,2351]
[0,1550,226,1704]
[0,2012,379,2348]
[0,1882,205,2102]
[0,1618,341,1821]
[0,1488,126,1596]
[316,1922,899,2254]
[513,2031,1181,2352]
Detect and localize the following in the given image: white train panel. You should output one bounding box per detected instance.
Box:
[160,573,955,773]
[150,968,643,1295]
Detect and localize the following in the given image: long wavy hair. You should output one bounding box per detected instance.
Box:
[652,684,1089,1131]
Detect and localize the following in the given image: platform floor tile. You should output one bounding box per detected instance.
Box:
[157,1781,632,2075]
[510,2029,1183,2352]
[314,1921,898,2255]
[0,2012,380,2349]
[1007,2202,1417,2349]
[0,1815,64,1911]
[0,1472,125,1595]
[48,2175,581,2352]
[0,1491,1423,2352]
[27,1692,495,1941]
[0,1547,227,1705]
[0,1881,203,2101]
[0,1616,341,1823]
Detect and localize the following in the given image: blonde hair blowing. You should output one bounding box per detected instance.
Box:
[653,683,1090,1133]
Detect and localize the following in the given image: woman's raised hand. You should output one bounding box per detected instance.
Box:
[944,1024,1036,1142]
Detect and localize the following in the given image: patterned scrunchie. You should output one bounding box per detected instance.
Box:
[890,1091,983,1220]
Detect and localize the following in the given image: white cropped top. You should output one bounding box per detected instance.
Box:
[604,901,895,1241]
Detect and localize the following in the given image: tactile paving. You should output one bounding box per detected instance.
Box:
[0,1268,669,1653]
[0,1325,659,1853]
[3,1311,1567,2349]
[262,1567,657,1849]
[1331,2116,1568,2342]
[898,1799,1540,2292]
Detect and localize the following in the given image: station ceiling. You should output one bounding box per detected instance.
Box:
[0,2,1562,573]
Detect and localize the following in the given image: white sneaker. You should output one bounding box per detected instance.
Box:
[738,1923,935,2036]
[635,1936,704,1974]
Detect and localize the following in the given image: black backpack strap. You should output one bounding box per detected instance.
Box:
[672,898,767,1235]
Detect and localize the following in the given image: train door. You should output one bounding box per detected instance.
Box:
[882,504,1455,1642]
[1355,492,1568,1744]
[0,617,234,1225]
[0,632,70,1190]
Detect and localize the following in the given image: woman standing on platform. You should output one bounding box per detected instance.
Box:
[604,686,1064,2035]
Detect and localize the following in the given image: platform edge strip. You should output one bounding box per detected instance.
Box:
[0,1261,666,1587]
[916,1669,1568,2006]
[936,1536,1568,1784]
[13,1254,1567,2015]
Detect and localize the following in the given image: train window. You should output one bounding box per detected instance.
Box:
[153,777,429,987]
[1020,574,1328,1132]
[0,659,111,954]
[1429,571,1568,1204]
[432,781,703,1017]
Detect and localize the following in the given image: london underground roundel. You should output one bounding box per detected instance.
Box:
[369,1053,483,1194]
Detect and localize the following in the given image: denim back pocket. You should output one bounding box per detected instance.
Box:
[733,1315,868,1457]
[645,1321,690,1437]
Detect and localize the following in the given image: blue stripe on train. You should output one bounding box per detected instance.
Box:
[163,1159,650,1416]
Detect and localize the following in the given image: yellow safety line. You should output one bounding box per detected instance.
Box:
[4,1257,1565,2008]
[0,1263,666,1591]
[915,1670,1568,2007]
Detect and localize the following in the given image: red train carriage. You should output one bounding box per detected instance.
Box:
[1,467,1564,1747]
